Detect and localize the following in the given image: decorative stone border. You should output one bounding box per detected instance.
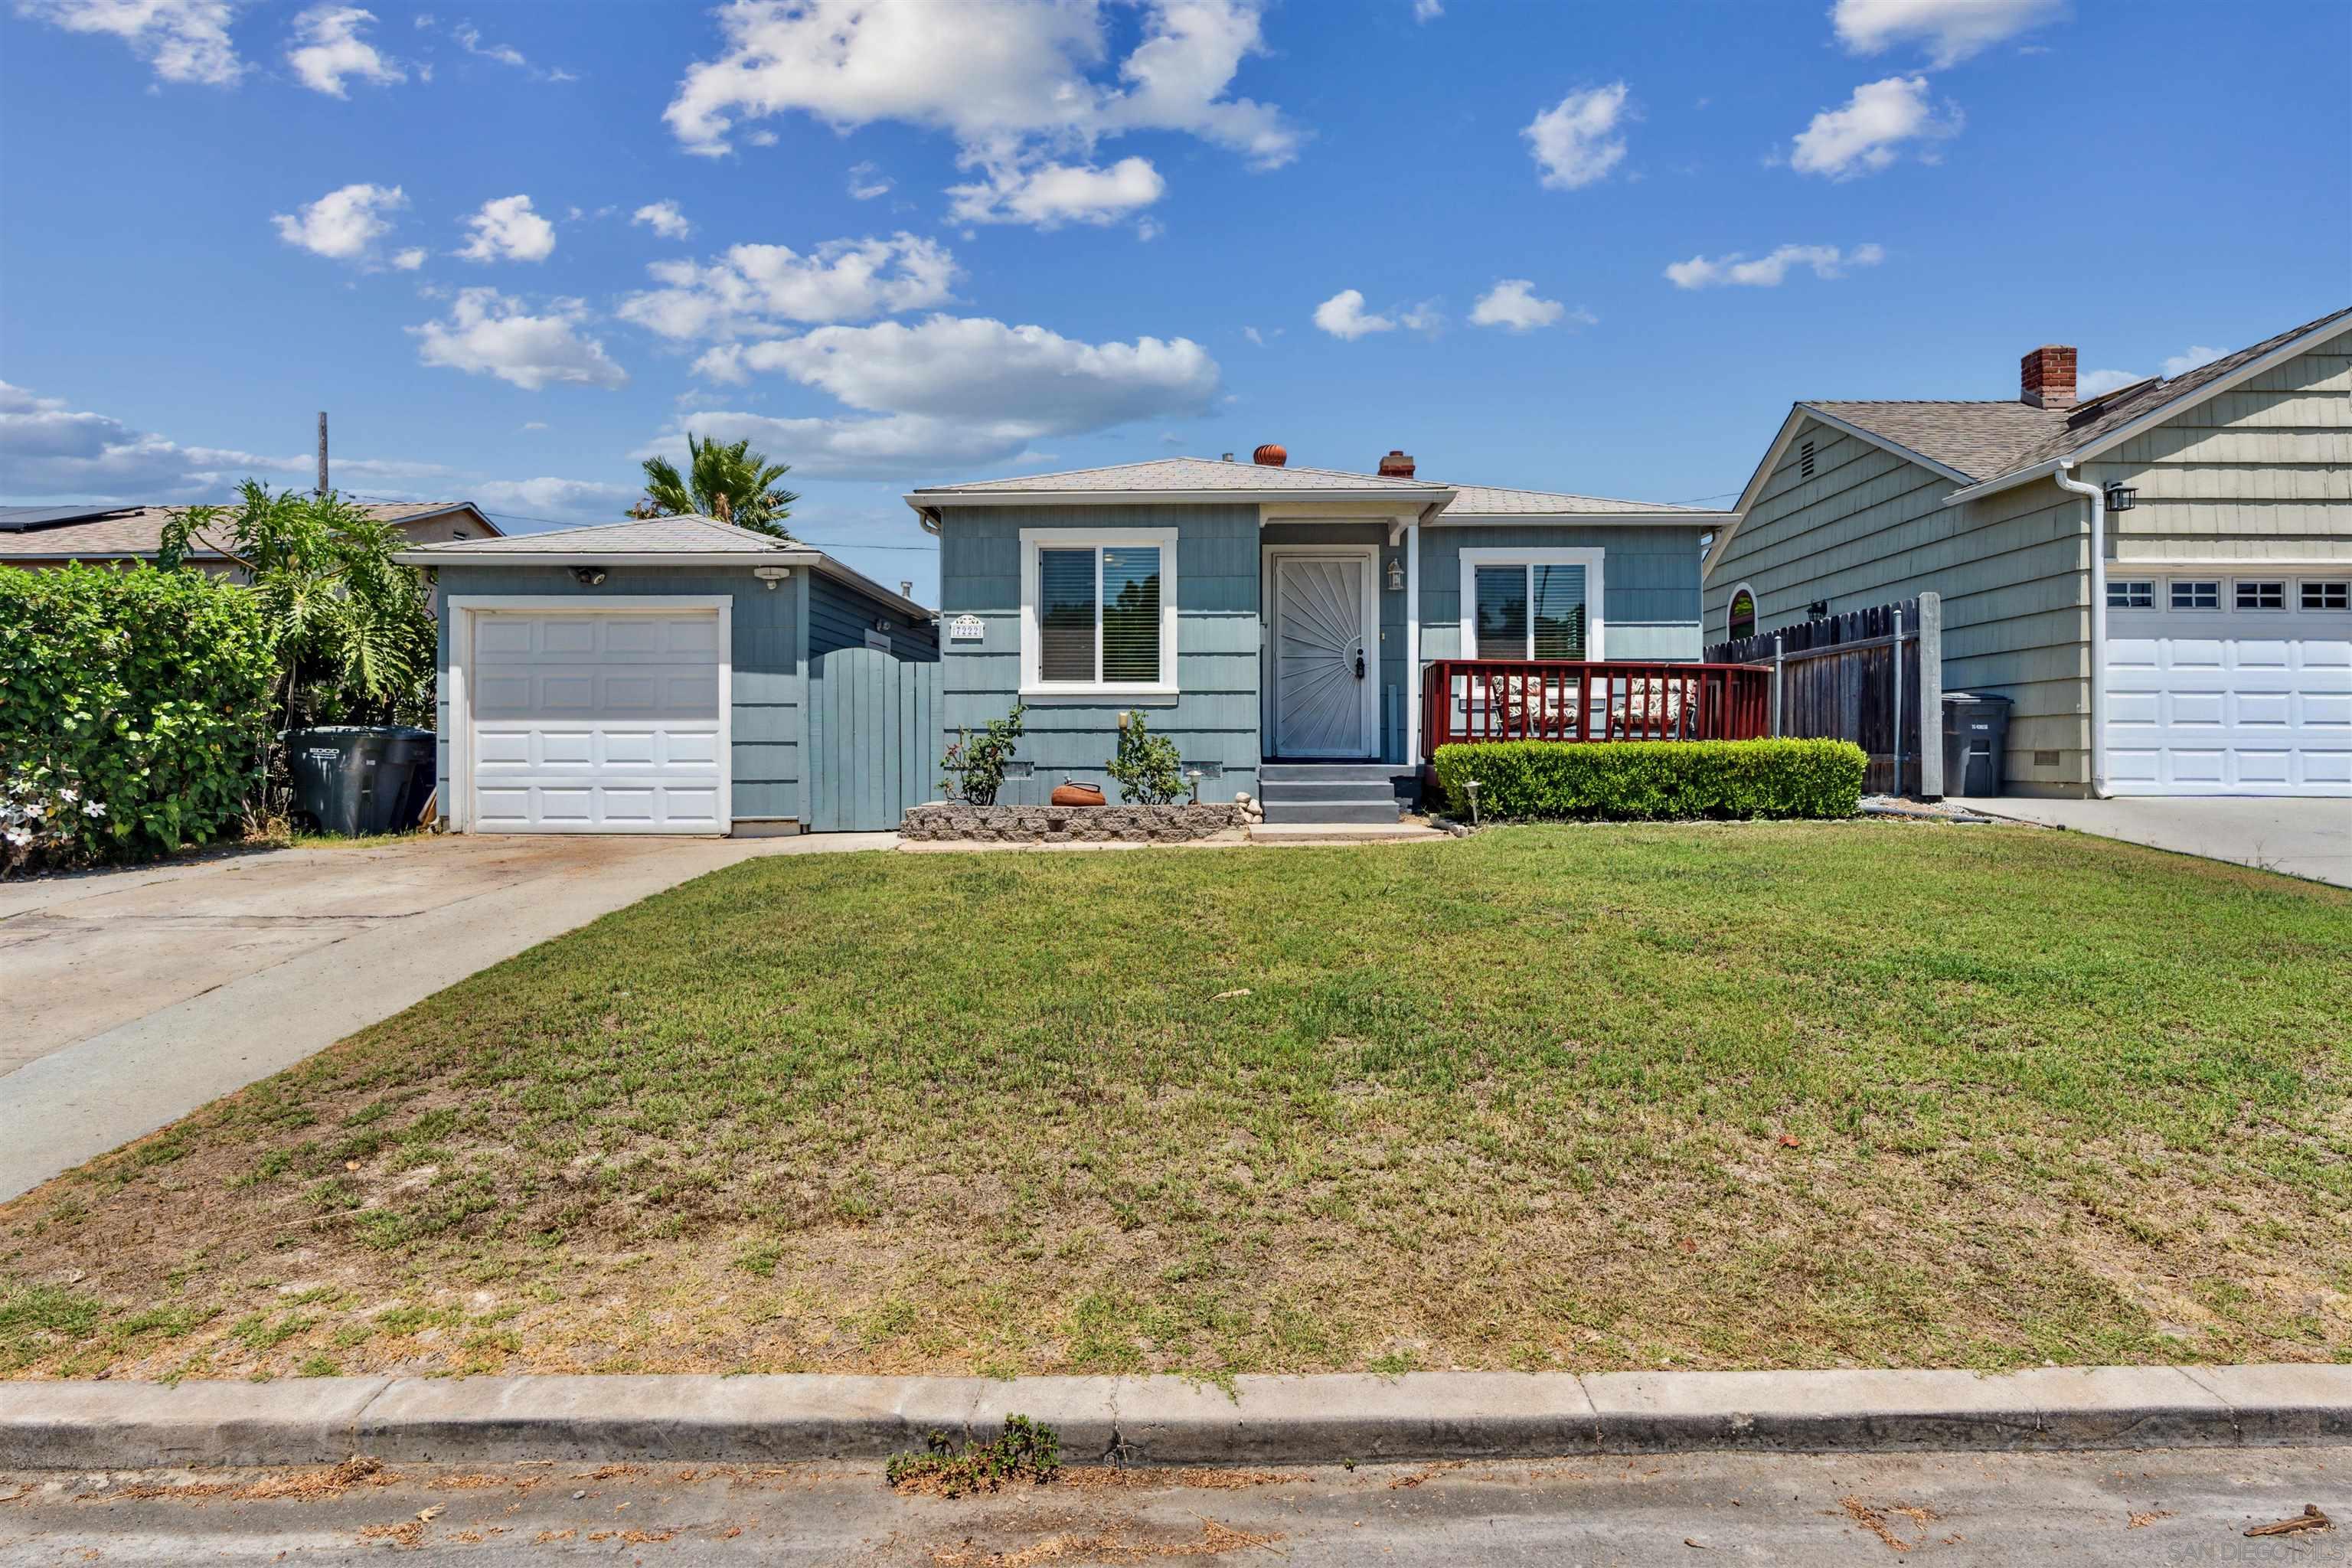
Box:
[902,802,1248,844]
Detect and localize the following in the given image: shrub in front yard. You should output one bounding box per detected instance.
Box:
[1432,738,1866,821]
[0,564,274,871]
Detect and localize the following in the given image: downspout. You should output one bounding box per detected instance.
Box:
[2050,459,2109,799]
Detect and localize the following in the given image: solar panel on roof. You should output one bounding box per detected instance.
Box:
[0,505,139,533]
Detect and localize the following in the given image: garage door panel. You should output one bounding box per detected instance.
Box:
[2102,593,2351,796]
[468,609,727,832]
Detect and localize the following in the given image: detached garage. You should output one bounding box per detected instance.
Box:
[397,516,938,835]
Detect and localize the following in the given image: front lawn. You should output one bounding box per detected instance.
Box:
[3,822,2346,1381]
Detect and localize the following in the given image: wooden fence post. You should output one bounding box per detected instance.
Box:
[1916,591,1944,799]
[1770,632,1785,737]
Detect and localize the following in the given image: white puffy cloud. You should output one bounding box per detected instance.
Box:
[457,194,557,263]
[471,475,639,521]
[2078,345,2228,400]
[1524,83,1629,190]
[616,234,956,340]
[946,156,1165,227]
[2161,345,2226,379]
[270,182,408,265]
[848,162,893,200]
[1413,0,1441,19]
[1832,0,2065,67]
[1312,289,1394,341]
[1470,279,1560,332]
[409,289,627,390]
[391,246,426,270]
[2075,368,2139,399]
[1790,75,1959,179]
[652,314,1218,479]
[17,0,241,86]
[631,201,692,240]
[449,20,521,66]
[1664,242,1885,289]
[284,5,406,96]
[0,381,450,498]
[662,0,1297,226]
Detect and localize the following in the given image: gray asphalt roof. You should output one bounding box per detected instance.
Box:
[398,514,792,555]
[1439,484,1707,517]
[913,456,1449,494]
[0,501,492,558]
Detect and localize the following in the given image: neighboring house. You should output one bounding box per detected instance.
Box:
[907,449,1731,822]
[1703,307,2352,799]
[394,515,938,836]
[0,501,501,570]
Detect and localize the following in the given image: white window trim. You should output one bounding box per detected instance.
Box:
[2299,577,2350,611]
[1018,527,1179,697]
[2231,577,2288,611]
[2108,578,2156,609]
[2168,578,2223,612]
[1725,580,1758,642]
[1457,547,1606,662]
[444,595,733,836]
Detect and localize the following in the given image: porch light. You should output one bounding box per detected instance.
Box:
[2103,481,2138,512]
[570,566,607,586]
[753,565,791,590]
[1385,557,1405,592]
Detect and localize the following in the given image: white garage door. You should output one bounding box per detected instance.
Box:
[468,609,726,832]
[2105,574,2352,796]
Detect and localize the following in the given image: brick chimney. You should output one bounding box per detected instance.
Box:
[1377,449,1416,479]
[2020,344,2076,410]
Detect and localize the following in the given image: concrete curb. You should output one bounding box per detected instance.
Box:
[2,1365,2344,1471]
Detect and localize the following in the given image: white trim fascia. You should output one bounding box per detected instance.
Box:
[1017,526,1180,699]
[1261,543,1381,760]
[1455,546,1607,662]
[445,594,733,836]
[2109,558,2352,572]
[1436,511,1734,528]
[1704,403,1979,583]
[1949,312,2352,505]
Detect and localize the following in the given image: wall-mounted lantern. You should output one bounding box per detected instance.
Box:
[2103,481,2138,512]
[753,565,792,591]
[1385,557,1405,592]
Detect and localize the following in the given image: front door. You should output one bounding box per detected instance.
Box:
[1271,552,1377,757]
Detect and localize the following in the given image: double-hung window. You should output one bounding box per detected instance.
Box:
[1458,547,1606,661]
[1020,528,1178,696]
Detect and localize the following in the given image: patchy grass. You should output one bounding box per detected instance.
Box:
[2,822,2347,1381]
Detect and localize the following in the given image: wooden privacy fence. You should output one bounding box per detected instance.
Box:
[806,645,943,832]
[1705,593,1943,797]
[1421,660,1772,756]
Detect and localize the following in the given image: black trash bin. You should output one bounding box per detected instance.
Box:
[385,728,437,831]
[1941,693,2013,797]
[283,726,435,836]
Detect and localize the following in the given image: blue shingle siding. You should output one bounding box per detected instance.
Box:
[808,568,939,662]
[937,503,1262,802]
[430,564,804,825]
[1419,524,1709,663]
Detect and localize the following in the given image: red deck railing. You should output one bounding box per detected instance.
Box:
[1421,660,1772,759]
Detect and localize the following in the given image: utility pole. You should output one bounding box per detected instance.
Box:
[315,412,328,497]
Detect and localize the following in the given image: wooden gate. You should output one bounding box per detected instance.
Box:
[1706,593,1944,797]
[807,645,942,832]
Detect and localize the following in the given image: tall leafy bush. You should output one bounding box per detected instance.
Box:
[0,564,273,869]
[1432,739,1867,822]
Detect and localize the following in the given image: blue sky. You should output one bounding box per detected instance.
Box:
[3,0,2346,600]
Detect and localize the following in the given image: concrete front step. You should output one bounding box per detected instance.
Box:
[1258,799,1404,825]
[1261,780,1405,804]
[1259,763,1416,786]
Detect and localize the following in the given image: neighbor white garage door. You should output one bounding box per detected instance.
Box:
[467,608,726,832]
[2105,574,2352,796]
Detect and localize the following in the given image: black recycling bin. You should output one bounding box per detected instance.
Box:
[386,729,438,831]
[283,726,436,836]
[1941,693,2013,797]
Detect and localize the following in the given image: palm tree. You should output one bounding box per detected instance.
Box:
[631,433,799,538]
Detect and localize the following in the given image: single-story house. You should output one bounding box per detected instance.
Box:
[1703,305,2351,798]
[907,449,1733,823]
[394,515,937,835]
[0,500,500,570]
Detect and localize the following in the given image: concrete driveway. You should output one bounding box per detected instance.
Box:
[1961,796,2350,887]
[0,831,893,1203]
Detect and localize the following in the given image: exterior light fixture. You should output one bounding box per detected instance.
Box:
[1806,599,1830,618]
[570,566,607,586]
[2103,481,2138,512]
[1186,768,1203,805]
[752,565,791,590]
[1386,557,1406,592]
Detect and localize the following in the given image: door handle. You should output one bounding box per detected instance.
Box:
[1354,649,1367,679]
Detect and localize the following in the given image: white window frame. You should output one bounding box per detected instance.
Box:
[2107,579,2154,610]
[2168,579,2221,612]
[2301,577,2350,612]
[1019,527,1179,697]
[2233,578,2287,611]
[444,596,733,835]
[1726,580,1758,642]
[1458,547,1607,662]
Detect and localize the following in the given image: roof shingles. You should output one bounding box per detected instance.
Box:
[0,501,487,560]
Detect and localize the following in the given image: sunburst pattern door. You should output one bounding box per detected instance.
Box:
[1274,556,1372,756]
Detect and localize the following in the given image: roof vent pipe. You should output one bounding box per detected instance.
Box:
[1252,443,1287,467]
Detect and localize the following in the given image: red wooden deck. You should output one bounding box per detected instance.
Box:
[1421,659,1772,759]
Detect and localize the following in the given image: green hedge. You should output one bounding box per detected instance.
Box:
[1431,739,1867,822]
[0,564,274,867]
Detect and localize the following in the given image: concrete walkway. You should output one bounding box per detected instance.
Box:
[0,831,896,1201]
[1961,796,2350,887]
